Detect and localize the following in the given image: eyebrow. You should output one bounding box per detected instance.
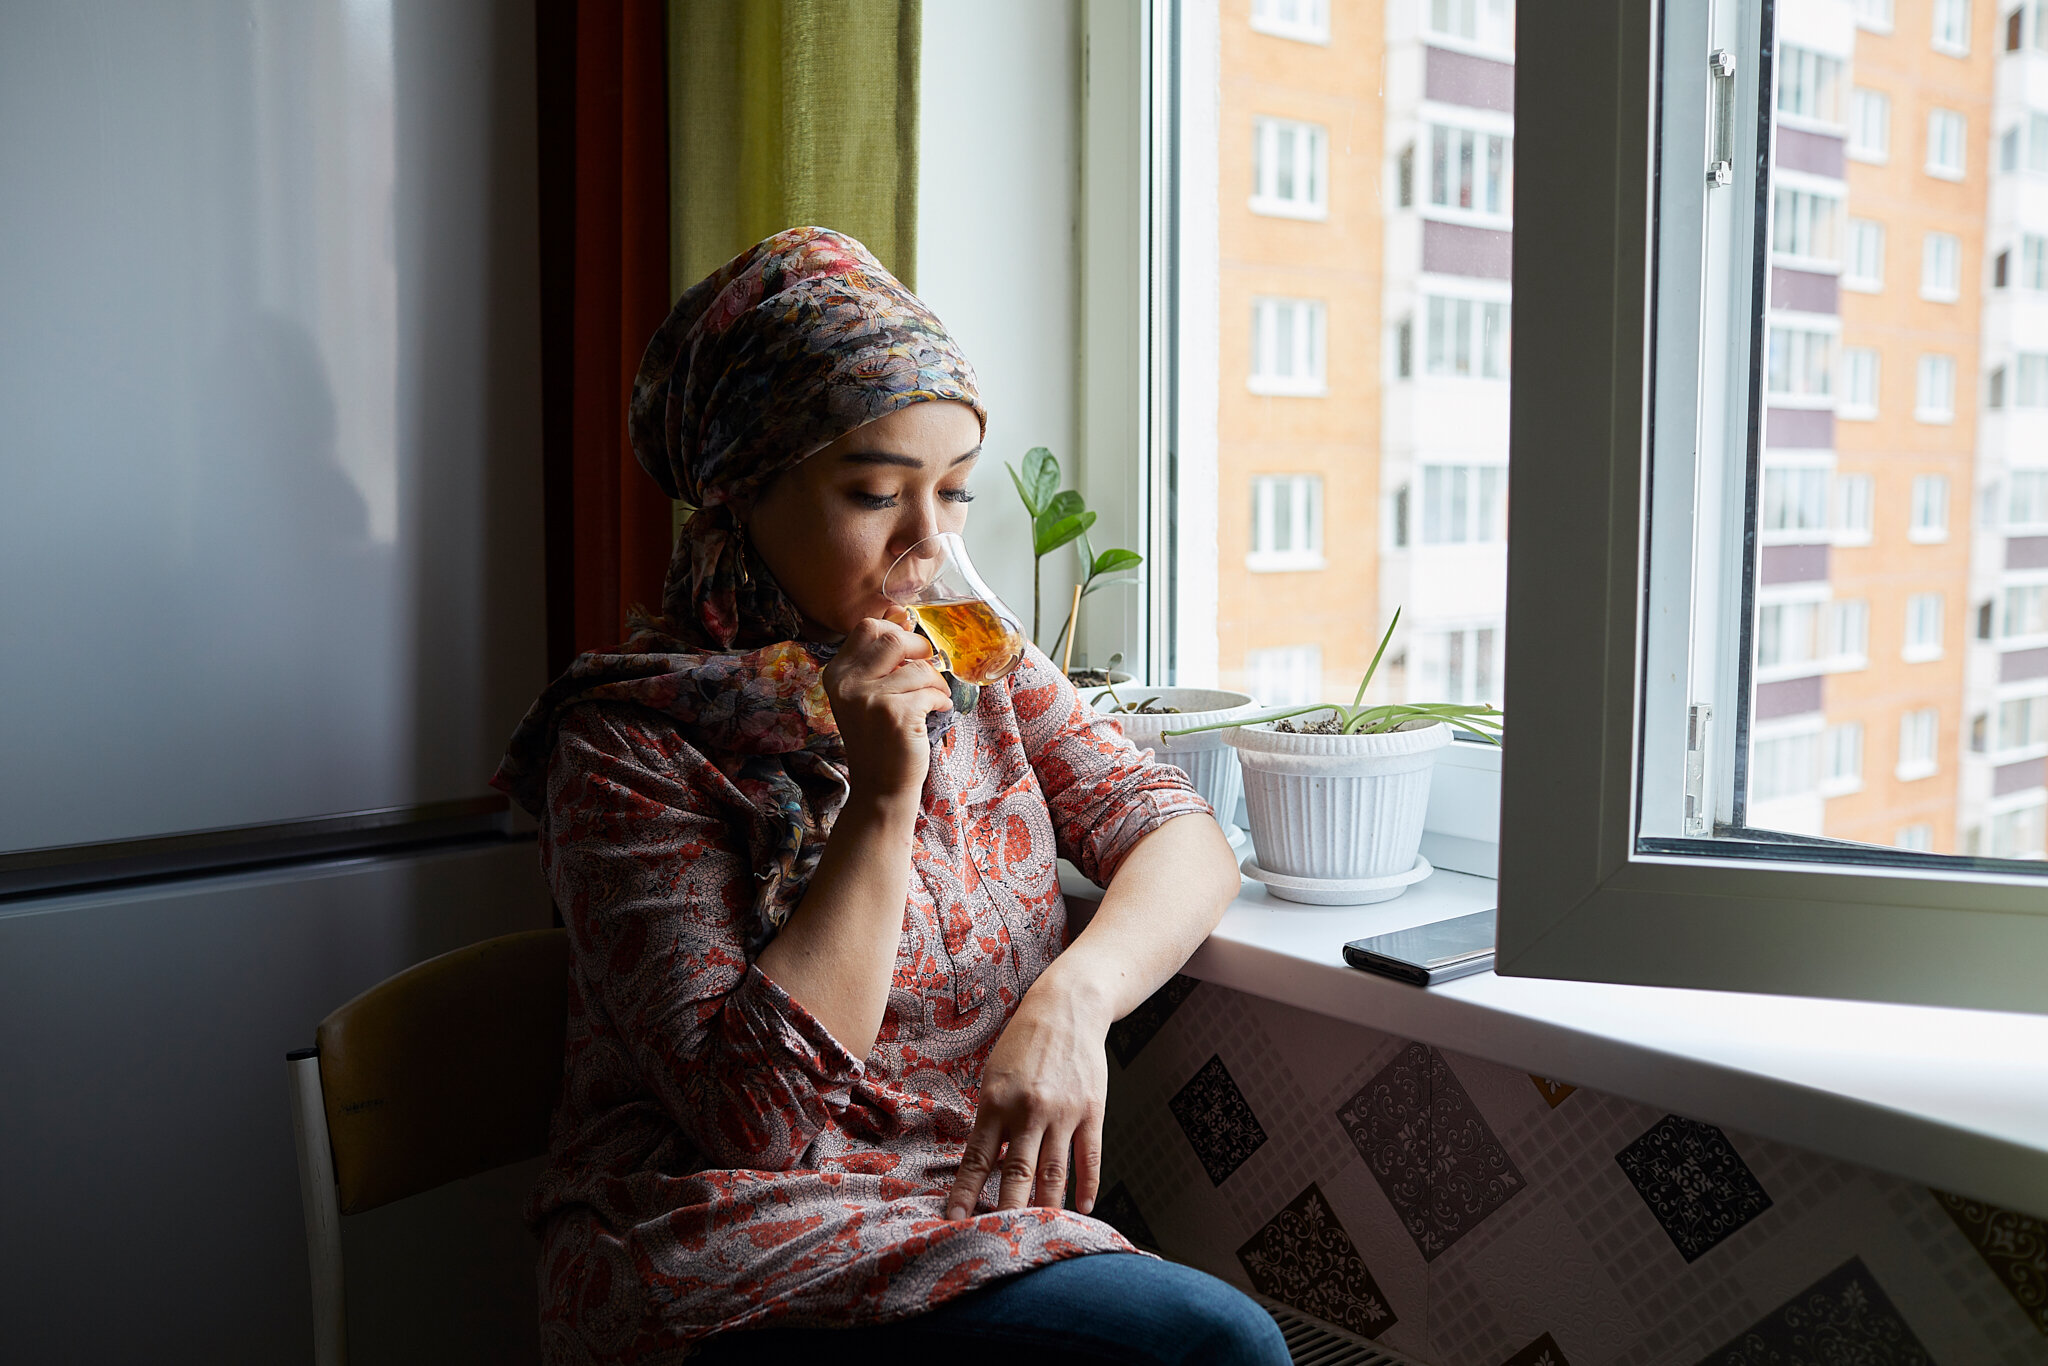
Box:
[838,445,982,470]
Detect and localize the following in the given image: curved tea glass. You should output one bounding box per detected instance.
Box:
[883,532,1028,685]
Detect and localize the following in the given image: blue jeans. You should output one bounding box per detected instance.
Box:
[691,1252,1292,1365]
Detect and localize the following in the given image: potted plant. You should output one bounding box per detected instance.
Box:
[1089,680,1262,840]
[1006,446,1143,684]
[1163,610,1501,897]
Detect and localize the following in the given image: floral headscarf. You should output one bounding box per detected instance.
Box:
[493,227,987,949]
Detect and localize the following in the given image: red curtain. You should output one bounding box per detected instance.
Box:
[538,0,675,676]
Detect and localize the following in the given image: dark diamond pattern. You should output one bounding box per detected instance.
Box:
[1697,1257,1934,1365]
[1933,1189,2048,1337]
[1503,1332,1572,1366]
[1168,1054,1268,1186]
[1335,1041,1525,1261]
[1094,1180,1159,1250]
[1237,1183,1399,1340]
[1108,973,1200,1068]
[1529,1075,1577,1108]
[1615,1115,1773,1264]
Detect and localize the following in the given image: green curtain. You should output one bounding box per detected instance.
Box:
[667,0,922,293]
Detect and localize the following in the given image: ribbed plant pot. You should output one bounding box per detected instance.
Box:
[1225,715,1452,881]
[1089,686,1260,830]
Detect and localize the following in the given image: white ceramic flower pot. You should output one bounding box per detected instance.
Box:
[1087,686,1261,831]
[1225,715,1451,881]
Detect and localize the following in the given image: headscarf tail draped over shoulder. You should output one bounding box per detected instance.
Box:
[492,226,988,950]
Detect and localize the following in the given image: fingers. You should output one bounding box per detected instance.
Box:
[1034,1130,1069,1210]
[945,1120,1002,1221]
[1073,1112,1104,1216]
[995,1128,1043,1212]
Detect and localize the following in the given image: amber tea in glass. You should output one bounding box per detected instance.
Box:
[884,533,1027,685]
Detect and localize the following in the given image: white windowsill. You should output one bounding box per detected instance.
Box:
[1249,197,1329,221]
[1895,761,1939,781]
[1059,854,2048,1218]
[1245,552,1327,573]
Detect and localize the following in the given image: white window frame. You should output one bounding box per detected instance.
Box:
[1926,107,1968,179]
[1421,290,1513,379]
[1244,642,1323,707]
[1248,0,1330,45]
[1250,116,1329,220]
[1909,473,1951,542]
[1499,0,2048,1016]
[1423,0,1516,59]
[1932,0,1973,55]
[1833,471,1875,544]
[1421,118,1515,227]
[1848,86,1890,162]
[1827,595,1870,668]
[1774,44,1844,130]
[1992,685,2048,761]
[2008,468,2048,533]
[1897,706,1942,781]
[1247,296,1327,396]
[1843,216,1884,291]
[1915,353,1957,423]
[1769,176,1843,269]
[1418,461,1509,545]
[1919,231,1962,301]
[1247,473,1326,572]
[1821,720,1865,796]
[1853,0,1895,33]
[1904,592,1946,661]
[1840,346,1880,418]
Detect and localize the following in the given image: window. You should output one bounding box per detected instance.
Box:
[1905,593,1945,660]
[1776,46,1844,124]
[1841,348,1880,418]
[1996,692,2048,754]
[1991,801,2048,859]
[1932,0,1972,54]
[1828,597,1870,665]
[1760,465,1830,536]
[1991,364,2007,409]
[1394,316,1413,379]
[1920,232,1961,301]
[1822,721,1865,794]
[1854,0,1895,30]
[1915,354,1956,421]
[1848,88,1890,161]
[1844,218,1885,290]
[1898,708,1940,779]
[1248,475,1325,570]
[2018,353,2048,407]
[2009,470,2048,531]
[1767,326,1835,398]
[2019,114,2048,174]
[2003,582,2048,638]
[1427,125,1513,221]
[1414,626,1501,705]
[1771,186,1840,263]
[1396,143,1414,207]
[1390,485,1410,548]
[1249,297,1326,395]
[1756,596,1824,673]
[1751,726,1820,803]
[1420,464,1507,544]
[1926,108,1967,178]
[1244,644,1323,706]
[1252,118,1328,218]
[1895,823,1936,851]
[1424,296,1511,377]
[1425,0,1514,52]
[1834,473,1875,543]
[1249,0,1330,43]
[2025,235,2048,290]
[1909,474,1950,541]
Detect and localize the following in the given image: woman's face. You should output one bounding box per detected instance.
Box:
[743,400,983,639]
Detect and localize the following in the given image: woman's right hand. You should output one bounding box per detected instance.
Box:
[822,608,953,806]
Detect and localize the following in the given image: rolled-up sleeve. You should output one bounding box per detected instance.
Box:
[1005,646,1215,886]
[541,703,861,1171]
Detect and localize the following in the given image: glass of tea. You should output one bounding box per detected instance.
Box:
[883,532,1028,685]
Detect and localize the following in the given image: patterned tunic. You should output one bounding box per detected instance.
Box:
[527,648,1212,1363]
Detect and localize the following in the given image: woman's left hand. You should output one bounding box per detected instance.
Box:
[944,969,1114,1220]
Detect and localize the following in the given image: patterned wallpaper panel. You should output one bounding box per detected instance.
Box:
[1098,976,2048,1366]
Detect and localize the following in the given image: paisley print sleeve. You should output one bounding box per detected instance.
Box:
[541,703,863,1171]
[1005,646,1214,887]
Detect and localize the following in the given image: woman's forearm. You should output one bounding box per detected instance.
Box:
[753,792,920,1060]
[1035,812,1241,1027]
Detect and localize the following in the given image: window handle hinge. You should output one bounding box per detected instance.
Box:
[1685,703,1713,835]
[1707,50,1736,187]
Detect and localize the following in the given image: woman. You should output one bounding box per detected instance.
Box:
[494,227,1285,1364]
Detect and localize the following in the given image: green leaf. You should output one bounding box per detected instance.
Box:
[1353,606,1402,707]
[1091,547,1143,575]
[1005,461,1042,518]
[1024,447,1059,513]
[1080,574,1140,597]
[1043,488,1085,522]
[1033,509,1095,556]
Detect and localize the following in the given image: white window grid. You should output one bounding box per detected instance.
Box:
[1895,822,1937,851]
[1909,474,1951,541]
[1767,323,1837,401]
[1821,720,1865,795]
[2000,577,2048,642]
[1770,184,1842,266]
[2024,236,2048,291]
[1420,463,1508,545]
[1243,643,1323,707]
[1423,294,1511,378]
[2017,353,2048,407]
[1844,217,1885,290]
[1848,87,1890,162]
[1251,117,1329,219]
[1755,586,1830,679]
[1834,472,1875,544]
[1760,462,1832,540]
[1750,719,1824,803]
[1828,596,1871,668]
[1425,123,1513,224]
[1248,297,1327,396]
[1776,45,1844,127]
[1995,114,2048,176]
[1905,593,1946,661]
[1920,232,1962,301]
[2008,470,2048,531]
[1926,108,1967,179]
[1993,688,2048,758]
[1991,363,2009,410]
[1854,0,1895,32]
[1414,624,1503,706]
[1249,0,1330,44]
[1932,0,1972,55]
[1424,0,1514,55]
[1897,707,1941,780]
[1841,348,1880,418]
[1989,798,2048,860]
[2013,0,2048,53]
[1248,474,1326,572]
[1915,353,1957,422]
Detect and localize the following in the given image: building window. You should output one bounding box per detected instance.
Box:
[1751,727,1820,802]
[1777,46,1844,124]
[1244,643,1323,706]
[1248,475,1325,571]
[1427,125,1513,221]
[1909,474,1950,541]
[1415,626,1501,705]
[1995,693,2048,754]
[1920,232,1962,301]
[1991,364,2008,409]
[1895,822,1937,851]
[2003,582,2048,638]
[1848,88,1890,161]
[1844,217,1886,290]
[1252,118,1328,219]
[1424,296,1511,378]
[1425,0,1514,52]
[2024,235,2048,290]
[1897,708,1940,780]
[1761,465,1831,536]
[1828,597,1871,665]
[1915,354,1956,422]
[1854,0,1895,30]
[1932,0,1973,54]
[1822,721,1865,794]
[2008,470,2048,531]
[1397,143,1414,207]
[1757,598,1824,672]
[1249,0,1330,44]
[1420,464,1507,544]
[1767,327,1836,398]
[1926,108,1967,178]
[1991,802,2048,859]
[1391,484,1410,548]
[2017,353,2048,407]
[1771,186,1841,263]
[1834,473,1875,543]
[1249,297,1327,395]
[1841,348,1880,418]
[1394,316,1413,379]
[1996,248,2011,288]
[2019,114,2048,174]
[1905,593,1946,661]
